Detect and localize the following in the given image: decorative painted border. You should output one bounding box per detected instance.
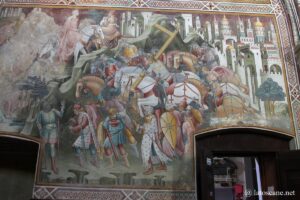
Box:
[0,0,281,14]
[1,0,273,6]
[1,0,300,199]
[275,0,300,144]
[283,0,300,44]
[33,186,197,200]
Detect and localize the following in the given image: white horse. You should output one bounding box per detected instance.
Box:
[167,82,202,106]
[74,22,120,64]
[220,82,250,106]
[114,64,164,117]
[114,63,204,117]
[129,74,159,117]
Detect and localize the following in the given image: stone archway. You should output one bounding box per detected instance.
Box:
[0,134,40,200]
[195,127,293,200]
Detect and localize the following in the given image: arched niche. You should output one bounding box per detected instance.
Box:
[0,133,41,200]
[194,127,295,200]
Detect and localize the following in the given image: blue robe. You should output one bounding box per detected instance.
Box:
[103,115,126,148]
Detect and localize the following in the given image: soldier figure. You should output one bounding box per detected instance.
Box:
[103,108,130,168]
[139,107,171,175]
[36,101,65,174]
[69,104,99,167]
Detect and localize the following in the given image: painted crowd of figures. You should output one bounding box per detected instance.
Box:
[33,10,254,177]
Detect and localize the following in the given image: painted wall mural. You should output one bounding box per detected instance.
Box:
[0,6,295,190]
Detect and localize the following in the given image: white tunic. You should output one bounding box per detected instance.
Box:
[141,115,171,168]
[73,112,99,149]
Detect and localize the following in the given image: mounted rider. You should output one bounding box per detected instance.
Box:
[92,10,121,49]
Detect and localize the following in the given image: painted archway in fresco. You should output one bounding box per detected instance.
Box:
[0,1,297,196]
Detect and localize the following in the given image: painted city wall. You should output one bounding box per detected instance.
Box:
[0,4,296,196]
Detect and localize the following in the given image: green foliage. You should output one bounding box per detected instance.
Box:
[256,78,285,101]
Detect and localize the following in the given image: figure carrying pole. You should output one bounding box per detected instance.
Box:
[102,108,130,168]
[36,101,65,174]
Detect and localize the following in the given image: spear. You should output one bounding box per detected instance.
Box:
[104,128,119,161]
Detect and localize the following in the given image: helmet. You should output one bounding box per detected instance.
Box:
[123,45,137,58]
[108,108,118,117]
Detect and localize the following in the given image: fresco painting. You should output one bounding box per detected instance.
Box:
[0,7,293,189]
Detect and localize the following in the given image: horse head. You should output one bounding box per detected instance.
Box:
[76,76,105,98]
[75,79,84,98]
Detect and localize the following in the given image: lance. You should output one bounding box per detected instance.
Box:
[104,128,119,161]
[57,120,60,155]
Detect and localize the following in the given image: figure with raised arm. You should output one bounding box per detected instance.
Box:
[36,101,65,174]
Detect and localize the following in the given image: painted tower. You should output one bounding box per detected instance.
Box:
[254,17,265,43]
[213,15,220,40]
[141,12,152,30]
[221,15,232,37]
[205,21,212,43]
[195,15,201,32]
[246,18,254,38]
[181,14,193,38]
[270,21,277,46]
[237,16,246,38]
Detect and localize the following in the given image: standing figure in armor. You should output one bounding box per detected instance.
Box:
[36,101,65,174]
[139,107,171,175]
[69,104,99,167]
[103,108,129,168]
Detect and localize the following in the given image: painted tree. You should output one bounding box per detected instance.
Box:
[256,78,285,117]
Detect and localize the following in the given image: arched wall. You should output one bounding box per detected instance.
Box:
[0,0,299,200]
[0,134,40,199]
[194,127,292,200]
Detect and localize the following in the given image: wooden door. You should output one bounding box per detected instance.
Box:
[277,150,300,200]
[196,149,214,200]
[195,128,291,200]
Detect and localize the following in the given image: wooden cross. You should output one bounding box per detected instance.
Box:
[153,23,180,60]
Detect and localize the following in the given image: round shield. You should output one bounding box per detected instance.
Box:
[160,112,177,149]
[191,108,203,124]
